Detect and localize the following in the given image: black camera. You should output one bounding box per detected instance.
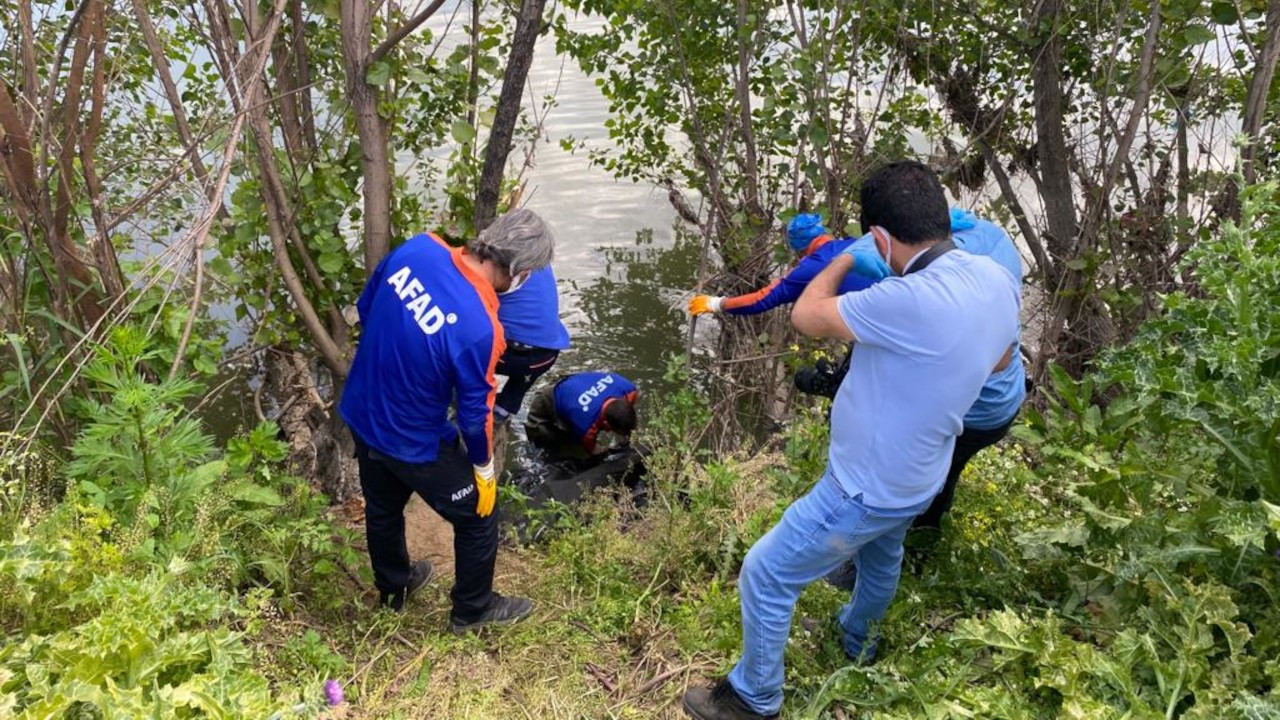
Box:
[794,357,847,399]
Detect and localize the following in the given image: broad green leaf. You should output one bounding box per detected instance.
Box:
[366,61,392,87]
[1183,25,1216,46]
[1264,500,1280,538]
[451,119,477,144]
[231,483,284,507]
[1209,2,1238,24]
[318,252,344,275]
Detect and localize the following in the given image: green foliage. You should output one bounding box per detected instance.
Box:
[845,185,1280,718]
[0,556,311,718]
[0,326,350,717]
[554,0,911,243]
[56,326,341,599]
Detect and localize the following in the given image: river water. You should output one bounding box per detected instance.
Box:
[501,15,697,387]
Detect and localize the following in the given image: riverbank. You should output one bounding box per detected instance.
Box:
[6,198,1280,716]
[267,404,1042,718]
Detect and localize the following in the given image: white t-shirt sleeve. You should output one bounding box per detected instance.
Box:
[837,279,923,353]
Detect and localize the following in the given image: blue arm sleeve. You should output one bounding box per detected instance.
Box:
[454,331,500,466]
[722,255,825,316]
[357,254,392,324]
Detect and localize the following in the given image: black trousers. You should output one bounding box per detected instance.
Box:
[911,417,1015,530]
[353,435,498,622]
[495,345,560,417]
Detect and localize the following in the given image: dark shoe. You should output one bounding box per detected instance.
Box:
[681,679,778,720]
[823,559,858,592]
[843,635,883,666]
[449,593,533,634]
[379,558,435,611]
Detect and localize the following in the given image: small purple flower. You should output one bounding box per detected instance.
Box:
[323,679,344,706]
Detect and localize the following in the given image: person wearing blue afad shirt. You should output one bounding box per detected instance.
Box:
[681,162,1021,720]
[525,371,639,460]
[494,266,571,424]
[686,213,876,317]
[339,209,554,634]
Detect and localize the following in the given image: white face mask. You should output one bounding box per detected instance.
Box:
[498,270,530,296]
[875,228,896,276]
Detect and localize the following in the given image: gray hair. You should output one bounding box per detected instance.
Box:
[469,209,555,276]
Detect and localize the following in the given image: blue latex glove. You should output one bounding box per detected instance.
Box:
[842,237,892,280]
[949,207,977,231]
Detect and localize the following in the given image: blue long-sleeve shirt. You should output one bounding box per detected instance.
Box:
[340,233,504,465]
[721,236,877,316]
[497,266,571,350]
[953,216,1026,429]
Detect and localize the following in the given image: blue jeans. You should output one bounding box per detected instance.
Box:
[727,470,932,715]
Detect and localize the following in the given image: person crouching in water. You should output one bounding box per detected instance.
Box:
[339,209,554,632]
[525,371,638,461]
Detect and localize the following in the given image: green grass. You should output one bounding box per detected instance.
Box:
[280,432,1049,719]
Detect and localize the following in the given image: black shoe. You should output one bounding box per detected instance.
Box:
[449,593,533,634]
[843,635,884,666]
[823,559,858,592]
[681,679,778,720]
[379,558,435,611]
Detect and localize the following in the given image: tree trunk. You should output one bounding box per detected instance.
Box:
[266,347,360,503]
[475,0,548,230]
[1242,0,1280,185]
[1030,0,1078,268]
[340,0,394,272]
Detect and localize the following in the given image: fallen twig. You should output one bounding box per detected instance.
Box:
[585,661,617,695]
[633,662,694,697]
[348,645,391,688]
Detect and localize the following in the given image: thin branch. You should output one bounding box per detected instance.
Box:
[171,0,292,379]
[131,0,211,184]
[368,0,448,67]
[80,7,125,301]
[36,0,94,193]
[1078,0,1161,251]
[18,0,39,130]
[733,0,763,220]
[977,138,1049,280]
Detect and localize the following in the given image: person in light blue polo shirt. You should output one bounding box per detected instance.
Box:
[681,161,1021,720]
[841,207,1025,533]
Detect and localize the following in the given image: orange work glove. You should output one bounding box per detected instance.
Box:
[688,295,724,316]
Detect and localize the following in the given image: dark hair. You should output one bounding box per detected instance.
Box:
[603,397,637,435]
[857,161,950,245]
